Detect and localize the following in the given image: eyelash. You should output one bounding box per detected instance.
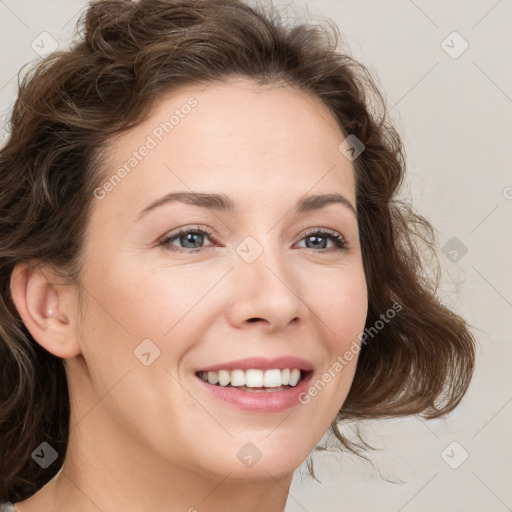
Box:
[159,225,349,254]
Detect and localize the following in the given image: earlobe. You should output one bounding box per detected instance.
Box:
[9,261,81,359]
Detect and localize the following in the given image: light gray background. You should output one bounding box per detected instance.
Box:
[1,1,511,511]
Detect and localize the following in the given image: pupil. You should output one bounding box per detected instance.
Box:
[182,233,202,248]
[307,235,326,248]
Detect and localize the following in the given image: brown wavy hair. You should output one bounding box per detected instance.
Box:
[0,0,477,502]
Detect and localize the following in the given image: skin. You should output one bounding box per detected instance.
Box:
[10,78,368,512]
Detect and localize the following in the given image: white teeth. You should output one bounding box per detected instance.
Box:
[263,369,282,387]
[218,370,230,387]
[230,369,246,387]
[198,368,305,388]
[207,371,219,385]
[289,368,301,386]
[246,369,263,387]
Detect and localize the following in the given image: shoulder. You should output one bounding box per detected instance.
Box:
[0,503,16,512]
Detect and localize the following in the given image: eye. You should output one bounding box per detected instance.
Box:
[295,228,348,252]
[159,226,217,253]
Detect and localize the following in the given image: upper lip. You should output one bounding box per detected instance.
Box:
[195,356,313,373]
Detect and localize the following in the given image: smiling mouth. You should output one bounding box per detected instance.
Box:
[195,368,311,392]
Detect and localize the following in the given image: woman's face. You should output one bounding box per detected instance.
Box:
[70,78,368,481]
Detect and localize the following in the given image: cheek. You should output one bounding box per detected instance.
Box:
[72,261,203,437]
[81,252,193,335]
[122,264,226,341]
[315,267,368,343]
[302,268,367,410]
[78,257,222,371]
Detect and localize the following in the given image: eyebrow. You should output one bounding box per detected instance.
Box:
[136,191,357,220]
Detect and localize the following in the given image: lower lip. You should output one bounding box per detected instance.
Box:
[194,371,314,413]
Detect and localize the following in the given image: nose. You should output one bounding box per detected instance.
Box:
[224,241,307,333]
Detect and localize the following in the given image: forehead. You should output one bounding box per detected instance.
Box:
[97,78,355,215]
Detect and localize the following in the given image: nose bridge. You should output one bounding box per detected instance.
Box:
[227,230,305,329]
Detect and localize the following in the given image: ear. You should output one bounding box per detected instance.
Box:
[9,261,82,359]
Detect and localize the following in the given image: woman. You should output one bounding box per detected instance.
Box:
[0,0,477,510]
